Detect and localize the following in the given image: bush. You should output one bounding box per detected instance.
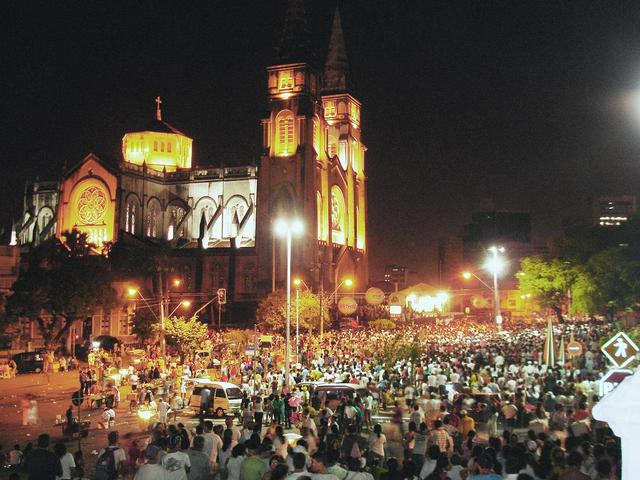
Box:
[369,319,396,330]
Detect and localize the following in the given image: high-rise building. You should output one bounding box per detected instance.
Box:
[383,265,409,292]
[593,195,637,228]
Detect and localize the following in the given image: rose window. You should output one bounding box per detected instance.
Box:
[77,186,107,224]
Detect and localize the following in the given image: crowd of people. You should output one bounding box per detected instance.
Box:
[4,317,625,479]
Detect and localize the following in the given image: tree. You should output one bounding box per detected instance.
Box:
[256,290,329,333]
[4,230,117,351]
[161,315,209,360]
[518,257,596,322]
[587,248,640,317]
[131,308,157,344]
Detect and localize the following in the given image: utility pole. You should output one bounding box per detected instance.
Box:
[158,269,167,356]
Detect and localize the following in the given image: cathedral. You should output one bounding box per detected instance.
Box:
[14,1,368,337]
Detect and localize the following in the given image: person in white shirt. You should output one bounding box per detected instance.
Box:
[135,445,167,480]
[54,441,75,480]
[409,405,425,427]
[98,431,128,479]
[8,444,23,467]
[162,435,191,480]
[202,421,223,466]
[157,397,170,424]
[367,424,386,464]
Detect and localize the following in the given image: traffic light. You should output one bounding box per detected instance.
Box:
[217,288,227,305]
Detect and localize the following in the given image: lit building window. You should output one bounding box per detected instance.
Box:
[330,185,346,245]
[153,141,158,151]
[278,70,294,90]
[160,142,165,152]
[167,142,171,153]
[275,110,295,156]
[325,101,336,117]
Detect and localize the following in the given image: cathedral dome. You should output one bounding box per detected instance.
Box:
[122,97,193,172]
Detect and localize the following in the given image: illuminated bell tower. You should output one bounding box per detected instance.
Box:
[320,6,368,290]
[257,1,368,293]
[257,0,326,291]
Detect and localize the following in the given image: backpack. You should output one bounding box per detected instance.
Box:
[94,446,118,480]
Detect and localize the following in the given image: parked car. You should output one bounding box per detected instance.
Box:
[187,379,244,417]
[13,351,44,373]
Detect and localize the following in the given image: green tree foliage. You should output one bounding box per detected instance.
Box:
[160,315,209,360]
[131,308,157,344]
[519,247,640,320]
[4,230,117,350]
[517,257,592,321]
[256,290,329,333]
[369,319,396,330]
[586,248,640,316]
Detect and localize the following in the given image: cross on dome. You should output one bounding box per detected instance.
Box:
[155,96,162,121]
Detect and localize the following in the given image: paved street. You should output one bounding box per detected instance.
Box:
[0,371,416,479]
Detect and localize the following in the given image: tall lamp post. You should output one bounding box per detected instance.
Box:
[484,246,506,331]
[274,218,304,388]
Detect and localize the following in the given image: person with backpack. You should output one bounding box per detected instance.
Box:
[95,431,126,480]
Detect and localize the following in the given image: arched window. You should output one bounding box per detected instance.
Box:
[275,110,295,156]
[125,196,140,235]
[146,200,161,238]
[330,186,346,245]
[195,198,216,240]
[167,204,186,239]
[225,195,249,238]
[328,133,338,159]
[38,209,52,234]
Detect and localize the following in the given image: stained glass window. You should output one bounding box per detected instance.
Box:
[77,186,107,224]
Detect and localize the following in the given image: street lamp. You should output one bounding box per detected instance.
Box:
[483,246,506,330]
[461,271,495,293]
[168,299,191,318]
[274,218,304,388]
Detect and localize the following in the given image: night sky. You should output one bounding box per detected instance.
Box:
[3,1,640,281]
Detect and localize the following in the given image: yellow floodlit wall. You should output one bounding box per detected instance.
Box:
[122,131,192,172]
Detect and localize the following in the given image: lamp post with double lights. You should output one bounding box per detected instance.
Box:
[274,218,304,388]
[128,283,190,355]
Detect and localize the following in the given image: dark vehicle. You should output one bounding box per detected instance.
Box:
[13,351,44,373]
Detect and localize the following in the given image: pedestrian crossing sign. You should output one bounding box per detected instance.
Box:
[601,331,639,369]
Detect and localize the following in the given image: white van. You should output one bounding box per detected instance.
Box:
[188,379,243,417]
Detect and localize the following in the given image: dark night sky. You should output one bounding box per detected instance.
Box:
[3,1,640,281]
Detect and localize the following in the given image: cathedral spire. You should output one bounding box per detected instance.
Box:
[155,96,162,121]
[323,6,350,93]
[276,0,313,65]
